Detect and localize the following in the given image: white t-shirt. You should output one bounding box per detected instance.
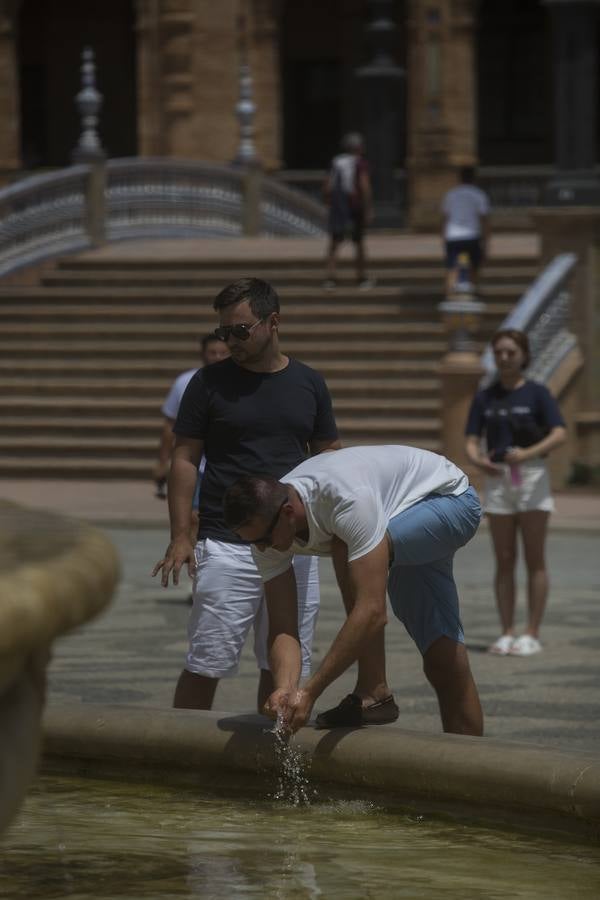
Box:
[331,153,358,195]
[253,445,468,583]
[161,367,205,477]
[442,185,490,240]
[161,368,198,419]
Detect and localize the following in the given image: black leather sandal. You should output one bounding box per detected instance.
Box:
[315,693,399,728]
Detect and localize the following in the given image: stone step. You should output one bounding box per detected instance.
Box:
[0,302,513,324]
[1,413,441,437]
[0,283,526,303]
[0,357,445,376]
[0,434,441,478]
[0,338,449,359]
[42,264,539,288]
[0,320,447,338]
[1,395,440,416]
[0,424,438,456]
[58,255,536,272]
[0,375,440,398]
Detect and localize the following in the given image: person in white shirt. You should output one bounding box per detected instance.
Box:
[441,166,490,296]
[153,334,230,503]
[223,445,483,735]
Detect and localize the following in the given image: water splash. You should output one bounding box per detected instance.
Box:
[265,713,316,807]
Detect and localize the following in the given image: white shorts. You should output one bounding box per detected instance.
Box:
[186,538,319,678]
[483,459,554,515]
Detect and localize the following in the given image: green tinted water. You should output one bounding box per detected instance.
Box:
[1,776,599,899]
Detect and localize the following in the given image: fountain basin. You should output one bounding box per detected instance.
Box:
[43,702,600,839]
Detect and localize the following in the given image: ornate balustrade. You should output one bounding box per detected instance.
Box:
[105,159,246,239]
[0,166,90,278]
[0,159,327,277]
[480,253,578,385]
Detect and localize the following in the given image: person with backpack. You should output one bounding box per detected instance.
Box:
[323,132,374,290]
[464,329,567,657]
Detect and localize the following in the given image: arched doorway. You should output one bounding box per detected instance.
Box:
[477,0,552,165]
[280,0,405,170]
[18,0,137,168]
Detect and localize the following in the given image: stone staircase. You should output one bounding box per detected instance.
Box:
[0,253,539,478]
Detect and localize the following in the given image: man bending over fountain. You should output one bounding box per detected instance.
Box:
[223,445,484,735]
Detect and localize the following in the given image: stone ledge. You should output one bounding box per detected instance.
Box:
[43,704,600,837]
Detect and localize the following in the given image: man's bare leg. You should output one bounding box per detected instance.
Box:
[333,537,393,707]
[354,627,392,705]
[423,637,483,735]
[355,239,366,283]
[325,236,341,281]
[173,669,218,709]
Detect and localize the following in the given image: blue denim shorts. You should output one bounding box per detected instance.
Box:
[386,486,481,655]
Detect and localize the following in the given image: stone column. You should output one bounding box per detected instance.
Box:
[0,0,20,179]
[405,0,477,229]
[543,0,600,204]
[159,0,196,157]
[135,0,197,158]
[246,0,280,170]
[135,0,163,155]
[439,350,483,488]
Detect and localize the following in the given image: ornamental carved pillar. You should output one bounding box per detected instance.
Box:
[0,0,21,178]
[246,0,281,169]
[135,0,196,157]
[405,0,477,229]
[135,0,162,155]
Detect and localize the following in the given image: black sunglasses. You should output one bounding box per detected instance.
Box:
[214,318,264,342]
[252,498,287,547]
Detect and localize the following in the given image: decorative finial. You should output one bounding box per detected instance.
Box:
[234,15,258,166]
[72,46,105,163]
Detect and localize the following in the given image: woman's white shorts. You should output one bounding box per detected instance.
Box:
[484,459,554,515]
[186,538,319,678]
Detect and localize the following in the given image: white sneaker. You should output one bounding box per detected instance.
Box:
[488,634,514,655]
[509,635,542,656]
[358,277,376,290]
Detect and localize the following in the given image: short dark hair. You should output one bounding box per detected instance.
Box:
[200,333,222,352]
[213,278,280,320]
[459,166,475,183]
[224,475,287,530]
[491,328,531,369]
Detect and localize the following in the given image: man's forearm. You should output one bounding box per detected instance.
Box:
[304,598,386,701]
[167,457,198,539]
[269,634,302,692]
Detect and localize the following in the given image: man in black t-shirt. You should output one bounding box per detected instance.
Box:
[153,278,341,711]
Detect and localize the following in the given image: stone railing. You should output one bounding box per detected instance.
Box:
[105,158,246,240]
[0,166,91,278]
[0,159,327,278]
[0,502,119,833]
[480,252,578,386]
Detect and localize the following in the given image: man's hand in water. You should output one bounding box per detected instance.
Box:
[263,688,292,723]
[287,689,315,733]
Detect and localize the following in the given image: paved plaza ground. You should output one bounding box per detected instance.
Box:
[5,478,596,755]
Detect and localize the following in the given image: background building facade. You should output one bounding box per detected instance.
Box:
[1,0,597,224]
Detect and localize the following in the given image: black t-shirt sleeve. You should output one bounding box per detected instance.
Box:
[465,391,486,436]
[173,370,210,438]
[310,370,339,442]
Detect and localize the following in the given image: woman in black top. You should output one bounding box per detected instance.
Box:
[464,329,566,657]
